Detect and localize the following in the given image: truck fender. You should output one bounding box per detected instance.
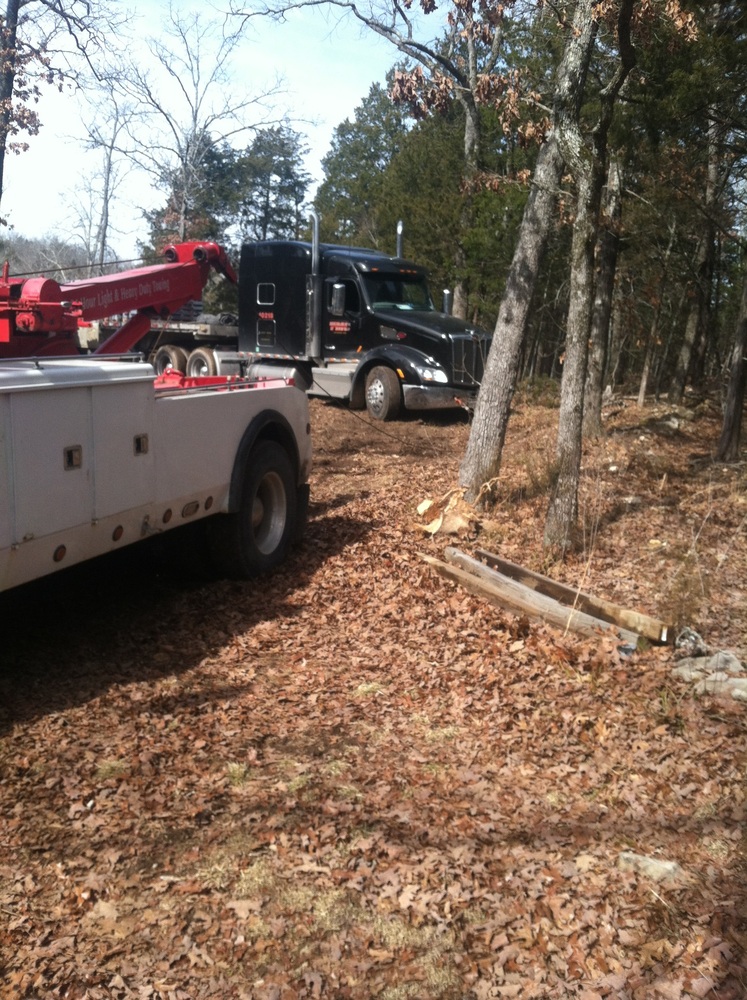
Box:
[349,344,446,408]
[226,410,303,514]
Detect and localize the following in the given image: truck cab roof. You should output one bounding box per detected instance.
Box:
[245,239,427,276]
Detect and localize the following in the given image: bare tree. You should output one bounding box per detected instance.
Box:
[715,264,747,462]
[583,155,622,436]
[458,133,565,502]
[0,0,118,208]
[115,2,284,243]
[544,0,635,553]
[68,79,135,271]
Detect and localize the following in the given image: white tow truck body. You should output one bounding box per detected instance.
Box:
[0,357,312,593]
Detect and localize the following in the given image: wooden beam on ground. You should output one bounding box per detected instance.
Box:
[419,551,640,647]
[471,547,670,644]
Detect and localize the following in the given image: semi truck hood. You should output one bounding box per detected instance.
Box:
[372,309,490,343]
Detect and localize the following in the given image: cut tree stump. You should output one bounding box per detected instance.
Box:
[419,547,670,647]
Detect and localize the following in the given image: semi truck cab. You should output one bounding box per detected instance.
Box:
[239,238,491,421]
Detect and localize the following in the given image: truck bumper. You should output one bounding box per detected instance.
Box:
[402,383,479,412]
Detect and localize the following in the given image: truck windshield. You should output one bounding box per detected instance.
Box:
[362,273,435,312]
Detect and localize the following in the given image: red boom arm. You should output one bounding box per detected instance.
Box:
[0,242,237,359]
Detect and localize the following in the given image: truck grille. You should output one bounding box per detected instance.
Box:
[451,333,489,387]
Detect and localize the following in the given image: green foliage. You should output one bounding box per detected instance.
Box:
[140,139,244,259]
[314,78,536,329]
[237,126,312,241]
[314,80,410,246]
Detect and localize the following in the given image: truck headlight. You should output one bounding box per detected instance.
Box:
[414,365,449,384]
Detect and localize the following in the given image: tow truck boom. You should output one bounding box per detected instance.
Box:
[0,241,237,359]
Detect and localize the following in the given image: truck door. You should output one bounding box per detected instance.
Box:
[323,278,365,359]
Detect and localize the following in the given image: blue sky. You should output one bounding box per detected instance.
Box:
[2,1,399,258]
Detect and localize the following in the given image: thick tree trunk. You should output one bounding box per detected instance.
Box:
[583,156,622,436]
[544,0,634,553]
[545,169,597,552]
[715,268,747,462]
[458,135,565,502]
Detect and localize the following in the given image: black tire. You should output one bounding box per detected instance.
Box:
[186,347,218,377]
[153,344,188,375]
[365,366,402,421]
[207,441,297,578]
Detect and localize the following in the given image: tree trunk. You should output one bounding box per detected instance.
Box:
[544,0,634,553]
[637,222,675,407]
[583,156,622,436]
[636,313,657,408]
[668,235,711,403]
[0,0,21,206]
[544,168,597,552]
[715,268,747,462]
[451,91,481,320]
[668,106,720,403]
[458,134,565,502]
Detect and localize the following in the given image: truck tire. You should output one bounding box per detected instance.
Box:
[207,441,297,577]
[153,344,188,374]
[365,366,402,421]
[186,347,218,377]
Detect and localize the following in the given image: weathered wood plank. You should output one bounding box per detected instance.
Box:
[419,551,640,646]
[471,547,670,644]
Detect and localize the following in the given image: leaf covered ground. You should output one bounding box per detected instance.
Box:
[1,392,746,1000]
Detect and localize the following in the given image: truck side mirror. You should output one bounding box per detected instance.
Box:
[442,289,453,315]
[330,283,346,317]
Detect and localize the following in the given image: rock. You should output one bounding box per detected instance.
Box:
[693,673,747,700]
[703,651,744,675]
[672,660,708,682]
[618,851,683,882]
[672,649,746,703]
[694,672,733,695]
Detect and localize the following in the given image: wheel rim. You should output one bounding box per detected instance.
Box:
[366,377,386,417]
[251,471,287,555]
[191,357,210,377]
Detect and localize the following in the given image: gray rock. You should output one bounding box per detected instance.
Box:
[672,661,707,682]
[618,851,683,882]
[703,651,744,675]
[694,673,747,698]
[694,672,732,695]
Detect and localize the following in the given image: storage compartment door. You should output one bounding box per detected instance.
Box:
[11,386,94,540]
[0,395,11,550]
[91,381,155,518]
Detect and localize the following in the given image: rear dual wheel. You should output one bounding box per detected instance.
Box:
[207,441,297,578]
[153,344,188,375]
[186,347,218,377]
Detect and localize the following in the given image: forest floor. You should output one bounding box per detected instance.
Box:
[1,389,746,1000]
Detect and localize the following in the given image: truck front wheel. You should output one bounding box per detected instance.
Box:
[153,344,188,374]
[365,366,402,421]
[207,441,297,577]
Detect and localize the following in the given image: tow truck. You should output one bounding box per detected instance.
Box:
[0,242,312,593]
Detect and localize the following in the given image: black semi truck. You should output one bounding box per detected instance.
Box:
[141,217,491,421]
